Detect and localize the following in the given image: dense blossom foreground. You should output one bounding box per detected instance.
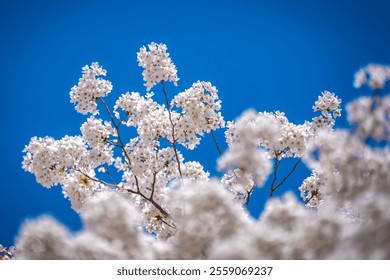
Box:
[2,43,390,259]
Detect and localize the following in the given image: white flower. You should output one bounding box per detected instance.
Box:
[172,81,225,149]
[298,169,325,208]
[70,62,112,115]
[81,116,115,167]
[311,91,342,131]
[137,42,179,91]
[22,136,88,187]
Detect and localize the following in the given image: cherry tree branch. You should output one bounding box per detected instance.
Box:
[270,156,301,197]
[211,130,223,156]
[73,167,117,188]
[98,97,170,218]
[161,81,183,177]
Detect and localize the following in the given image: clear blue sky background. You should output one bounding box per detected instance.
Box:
[1,0,390,247]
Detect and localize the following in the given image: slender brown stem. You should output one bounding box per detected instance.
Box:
[211,130,223,156]
[98,97,170,218]
[73,168,117,188]
[161,81,182,177]
[150,171,157,200]
[244,184,255,208]
[270,152,281,198]
[270,156,301,197]
[103,165,117,186]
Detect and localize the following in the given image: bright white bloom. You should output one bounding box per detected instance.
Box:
[172,81,225,149]
[181,161,210,180]
[22,136,88,187]
[353,64,390,90]
[70,62,112,115]
[137,42,178,91]
[224,92,341,160]
[346,95,390,141]
[225,110,310,159]
[61,169,102,212]
[311,91,342,131]
[114,92,174,146]
[299,169,325,208]
[81,116,116,166]
[81,116,115,148]
[114,92,157,127]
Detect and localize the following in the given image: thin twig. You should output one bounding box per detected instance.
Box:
[103,165,118,186]
[270,157,301,197]
[150,171,157,200]
[244,184,256,209]
[74,168,117,188]
[98,97,171,218]
[270,152,281,198]
[211,130,223,156]
[161,81,182,177]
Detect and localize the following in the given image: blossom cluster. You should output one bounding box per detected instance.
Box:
[172,81,225,149]
[354,63,390,90]
[298,169,325,208]
[22,136,88,187]
[70,62,112,115]
[223,90,341,162]
[22,135,105,211]
[137,42,179,91]
[312,91,342,131]
[80,116,116,166]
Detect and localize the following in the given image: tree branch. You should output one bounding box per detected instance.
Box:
[98,97,170,218]
[161,81,183,177]
[270,157,301,197]
[211,130,223,156]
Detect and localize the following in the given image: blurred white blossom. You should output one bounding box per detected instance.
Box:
[354,64,390,90]
[347,95,390,141]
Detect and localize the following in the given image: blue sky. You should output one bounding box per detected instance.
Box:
[1,0,390,247]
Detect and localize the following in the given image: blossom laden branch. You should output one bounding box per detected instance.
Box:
[162,81,183,177]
